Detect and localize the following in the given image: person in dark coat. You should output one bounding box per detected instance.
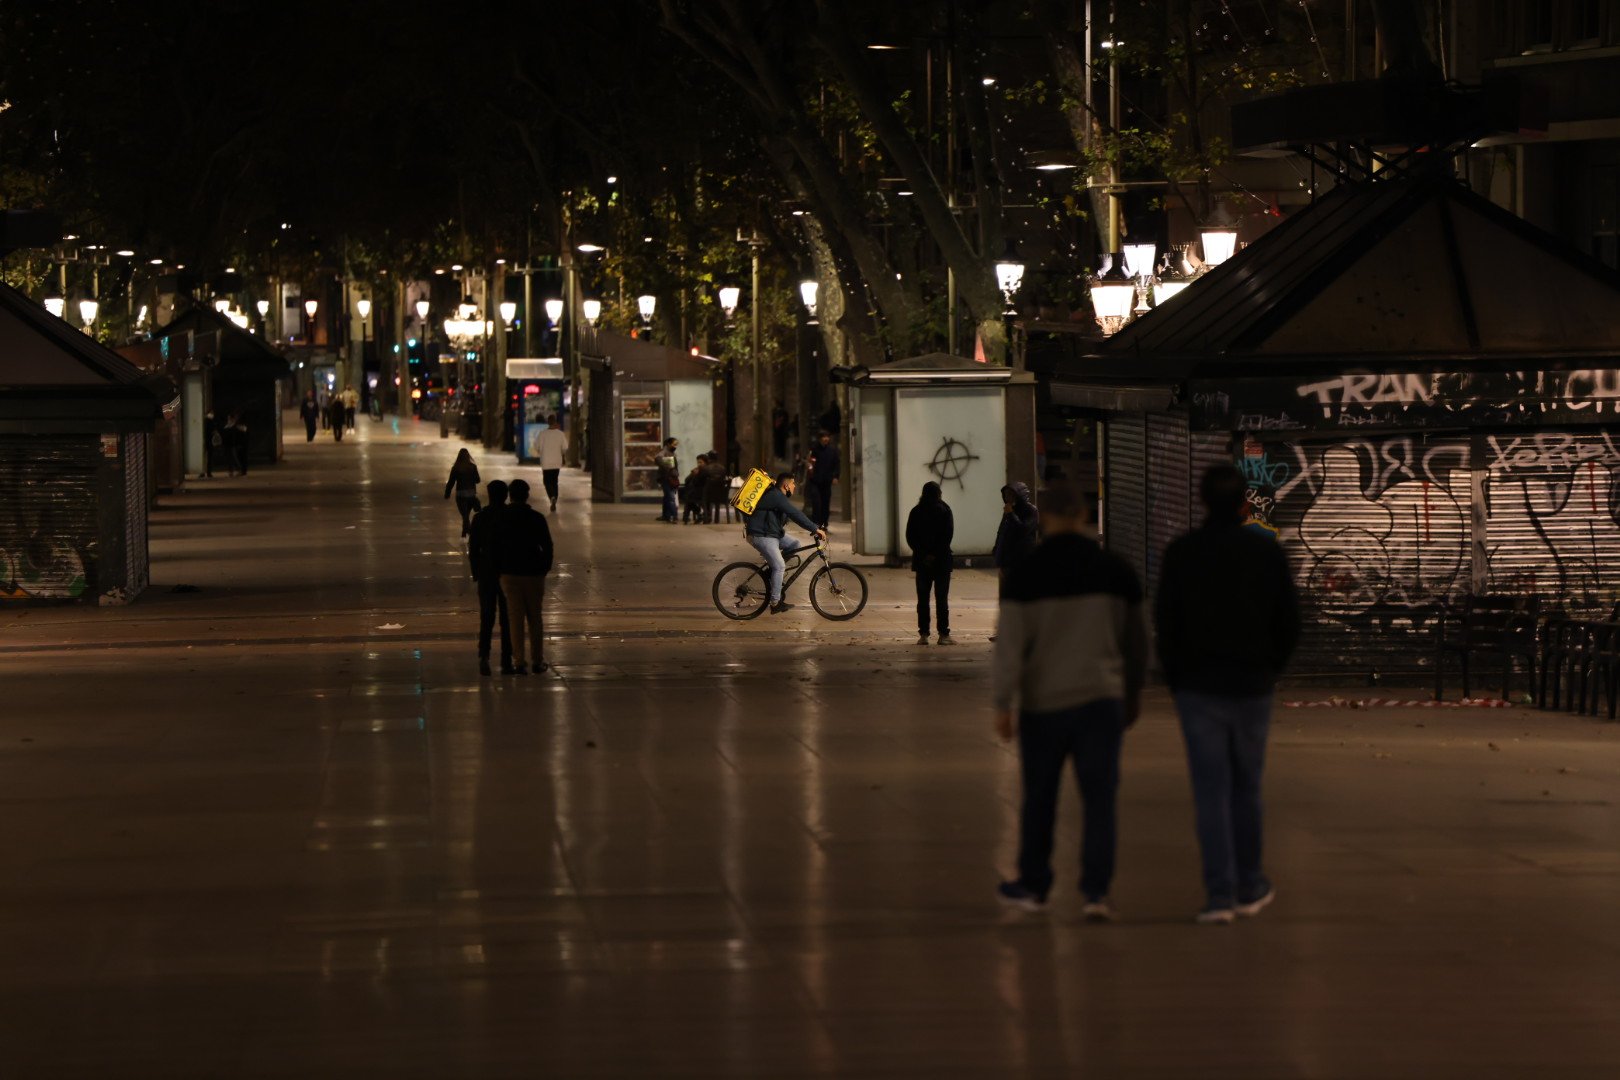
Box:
[444,448,481,536]
[494,479,554,675]
[1154,464,1301,926]
[806,430,840,528]
[467,480,513,676]
[226,412,249,475]
[327,392,347,442]
[299,390,320,442]
[702,453,729,524]
[771,400,790,461]
[905,481,955,645]
[993,482,1040,584]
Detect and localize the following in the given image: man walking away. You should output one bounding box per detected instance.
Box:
[806,430,839,529]
[905,481,954,646]
[327,393,346,442]
[655,438,681,523]
[1155,464,1299,925]
[468,480,514,677]
[743,472,826,614]
[342,384,359,430]
[993,480,1146,921]
[495,479,554,675]
[536,414,567,512]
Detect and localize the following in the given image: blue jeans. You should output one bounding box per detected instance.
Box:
[1174,692,1274,908]
[661,484,679,521]
[1015,698,1125,901]
[748,534,803,604]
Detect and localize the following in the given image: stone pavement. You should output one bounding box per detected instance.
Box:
[0,418,1618,1077]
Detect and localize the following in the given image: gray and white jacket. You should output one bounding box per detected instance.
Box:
[992,532,1147,714]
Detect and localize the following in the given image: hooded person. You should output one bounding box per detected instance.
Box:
[467,480,513,676]
[993,482,1040,584]
[905,481,955,645]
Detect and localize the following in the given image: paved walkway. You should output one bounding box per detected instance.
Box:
[1,418,1618,1076]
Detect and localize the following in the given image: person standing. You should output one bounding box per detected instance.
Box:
[1155,464,1300,925]
[993,482,1040,586]
[905,482,954,646]
[536,414,567,513]
[993,480,1146,921]
[494,479,554,675]
[467,480,514,677]
[444,448,482,536]
[743,473,826,614]
[227,412,249,476]
[655,437,681,523]
[327,392,346,442]
[806,430,839,529]
[342,384,359,430]
[771,400,789,462]
[299,391,320,442]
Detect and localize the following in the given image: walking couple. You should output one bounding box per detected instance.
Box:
[993,467,1300,924]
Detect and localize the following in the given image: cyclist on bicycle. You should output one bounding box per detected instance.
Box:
[744,472,827,614]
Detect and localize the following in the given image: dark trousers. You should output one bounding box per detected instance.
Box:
[915,568,950,636]
[304,419,317,442]
[808,479,833,527]
[455,494,479,535]
[1016,698,1125,901]
[1174,692,1273,908]
[542,468,560,505]
[477,576,511,664]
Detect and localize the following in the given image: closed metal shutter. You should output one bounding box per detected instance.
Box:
[124,432,149,596]
[1145,413,1191,597]
[1481,429,1620,619]
[1104,415,1148,586]
[0,437,101,601]
[1249,433,1472,675]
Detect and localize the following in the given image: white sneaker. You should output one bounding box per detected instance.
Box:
[1236,886,1275,918]
[916,634,930,645]
[1080,899,1116,923]
[937,633,954,645]
[1195,906,1236,925]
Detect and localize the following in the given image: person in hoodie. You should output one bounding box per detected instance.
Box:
[905,482,955,645]
[993,482,1041,587]
[467,480,513,677]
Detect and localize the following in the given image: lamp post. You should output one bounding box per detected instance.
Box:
[719,285,740,473]
[797,280,822,463]
[79,298,99,333]
[581,299,601,327]
[356,298,372,413]
[43,295,65,318]
[304,297,318,343]
[256,298,270,336]
[637,294,656,331]
[443,296,486,440]
[1090,254,1137,337]
[414,298,430,426]
[994,241,1025,366]
[544,298,563,355]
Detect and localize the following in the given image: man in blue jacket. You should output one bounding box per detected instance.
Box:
[745,472,827,614]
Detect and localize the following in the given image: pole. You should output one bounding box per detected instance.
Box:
[563,205,581,468]
[1107,0,1121,252]
[750,239,763,467]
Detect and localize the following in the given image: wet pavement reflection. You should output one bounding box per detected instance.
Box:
[0,418,1618,1075]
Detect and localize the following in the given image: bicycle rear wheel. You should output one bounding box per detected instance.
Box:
[713,562,770,620]
[809,562,868,620]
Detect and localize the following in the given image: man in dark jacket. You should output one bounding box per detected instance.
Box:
[299,391,320,442]
[744,472,826,614]
[494,479,555,675]
[467,480,513,677]
[993,480,1146,921]
[993,482,1040,582]
[1154,464,1300,925]
[806,431,839,529]
[905,481,954,645]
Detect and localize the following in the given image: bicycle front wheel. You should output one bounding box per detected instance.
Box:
[713,562,770,620]
[809,562,868,620]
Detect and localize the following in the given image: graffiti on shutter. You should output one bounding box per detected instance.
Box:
[0,437,100,601]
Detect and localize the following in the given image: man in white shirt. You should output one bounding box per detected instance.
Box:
[535,414,567,513]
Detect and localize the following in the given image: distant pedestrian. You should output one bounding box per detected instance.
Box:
[317,389,330,430]
[771,400,789,461]
[702,452,729,524]
[226,412,249,475]
[535,414,567,512]
[905,482,954,646]
[327,393,346,442]
[682,455,709,523]
[806,430,839,529]
[444,448,481,536]
[204,411,221,477]
[467,480,514,677]
[655,437,680,523]
[299,391,320,442]
[993,482,1040,587]
[993,480,1145,921]
[1154,464,1300,926]
[494,478,554,675]
[342,384,359,430]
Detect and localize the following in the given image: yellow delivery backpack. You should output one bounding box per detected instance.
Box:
[730,468,772,517]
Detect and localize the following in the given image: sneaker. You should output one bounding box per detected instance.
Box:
[478,658,492,677]
[534,660,551,675]
[917,634,930,645]
[770,601,795,614]
[512,663,529,676]
[550,500,558,512]
[1080,898,1116,922]
[1195,906,1236,925]
[1236,886,1275,918]
[937,633,954,645]
[996,881,1048,912]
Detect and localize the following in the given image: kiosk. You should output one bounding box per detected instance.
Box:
[506,357,569,462]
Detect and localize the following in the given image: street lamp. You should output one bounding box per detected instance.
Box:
[304,298,318,317]
[303,297,318,343]
[582,299,602,326]
[1152,251,1192,307]
[637,294,656,326]
[799,280,819,322]
[544,298,563,326]
[1199,210,1239,269]
[718,286,741,321]
[994,242,1025,315]
[499,300,517,328]
[214,298,232,314]
[43,295,65,318]
[255,298,269,317]
[79,298,99,329]
[1090,254,1137,337]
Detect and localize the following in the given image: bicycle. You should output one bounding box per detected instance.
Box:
[712,539,869,621]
